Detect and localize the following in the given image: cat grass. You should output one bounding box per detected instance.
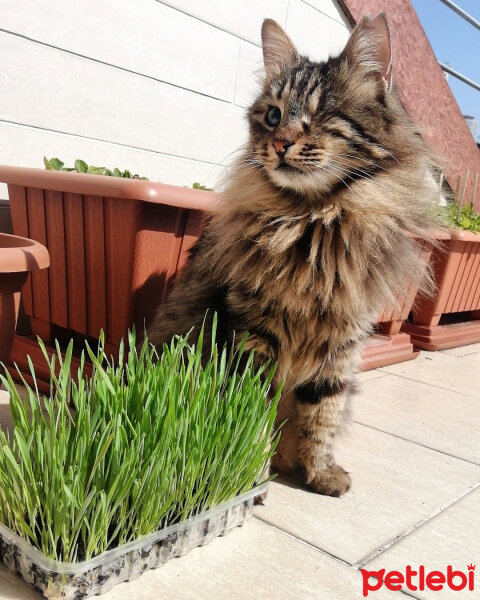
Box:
[0,317,280,563]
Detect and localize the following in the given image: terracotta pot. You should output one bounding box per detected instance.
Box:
[403,229,480,350]
[360,237,434,370]
[0,232,49,363]
[0,166,214,354]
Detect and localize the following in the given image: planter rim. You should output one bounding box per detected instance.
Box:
[0,232,50,273]
[449,228,480,242]
[404,230,451,241]
[0,165,216,211]
[428,229,451,241]
[430,229,480,242]
[0,482,267,574]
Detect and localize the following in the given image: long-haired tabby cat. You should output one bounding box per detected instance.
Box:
[148,14,439,496]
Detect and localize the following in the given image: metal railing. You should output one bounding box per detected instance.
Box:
[439,62,480,92]
[438,0,480,30]
[437,0,480,92]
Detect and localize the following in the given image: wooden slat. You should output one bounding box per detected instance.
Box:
[462,245,480,311]
[402,241,432,319]
[44,189,68,328]
[471,251,480,311]
[176,209,204,272]
[8,184,33,314]
[453,241,476,312]
[378,306,394,323]
[7,185,29,237]
[9,334,93,395]
[379,286,413,325]
[445,241,471,313]
[378,240,432,325]
[63,193,87,334]
[26,188,50,322]
[104,196,139,345]
[83,195,106,338]
[130,203,190,333]
[434,242,461,314]
[429,243,456,315]
[162,207,187,297]
[140,204,186,302]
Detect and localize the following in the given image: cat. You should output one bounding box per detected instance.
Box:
[147,14,439,496]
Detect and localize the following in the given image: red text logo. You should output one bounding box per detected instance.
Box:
[360,565,475,596]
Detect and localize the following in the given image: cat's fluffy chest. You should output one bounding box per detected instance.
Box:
[218,206,374,317]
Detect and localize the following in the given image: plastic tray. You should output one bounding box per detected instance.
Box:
[0,483,267,599]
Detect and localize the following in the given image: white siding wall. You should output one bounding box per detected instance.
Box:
[0,0,350,200]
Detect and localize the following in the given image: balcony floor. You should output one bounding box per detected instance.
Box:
[1,345,479,599]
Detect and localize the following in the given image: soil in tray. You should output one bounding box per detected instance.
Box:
[0,494,257,600]
[22,502,211,563]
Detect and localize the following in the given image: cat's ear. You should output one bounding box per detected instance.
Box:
[261,19,299,80]
[343,13,393,92]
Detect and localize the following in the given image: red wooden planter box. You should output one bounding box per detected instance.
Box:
[0,166,214,386]
[360,238,434,370]
[0,165,434,382]
[403,230,480,350]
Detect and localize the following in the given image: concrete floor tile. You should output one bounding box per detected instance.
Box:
[356,370,389,382]
[441,342,480,357]
[353,375,480,464]
[364,487,480,599]
[0,518,401,600]
[380,352,480,398]
[99,518,400,600]
[254,424,480,565]
[0,565,40,600]
[458,352,480,365]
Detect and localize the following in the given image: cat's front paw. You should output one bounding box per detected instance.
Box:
[253,489,268,505]
[304,464,351,497]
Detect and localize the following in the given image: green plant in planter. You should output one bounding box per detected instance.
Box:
[43,157,215,189]
[43,156,148,179]
[441,170,480,233]
[443,200,480,233]
[192,182,213,191]
[0,317,280,562]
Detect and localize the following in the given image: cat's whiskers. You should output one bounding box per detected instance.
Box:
[290,155,349,190]
[289,157,345,194]
[328,162,397,195]
[331,162,375,180]
[328,160,410,199]
[307,165,345,195]
[291,161,331,193]
[328,160,379,181]
[312,163,364,204]
[331,153,389,172]
[244,158,264,169]
[380,148,400,164]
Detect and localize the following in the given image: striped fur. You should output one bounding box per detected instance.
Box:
[148,15,440,496]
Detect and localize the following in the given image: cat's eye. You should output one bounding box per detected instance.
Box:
[265,106,282,127]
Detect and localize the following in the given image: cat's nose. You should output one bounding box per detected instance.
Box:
[273,138,294,157]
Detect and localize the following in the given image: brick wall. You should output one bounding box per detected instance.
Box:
[339,0,480,208]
